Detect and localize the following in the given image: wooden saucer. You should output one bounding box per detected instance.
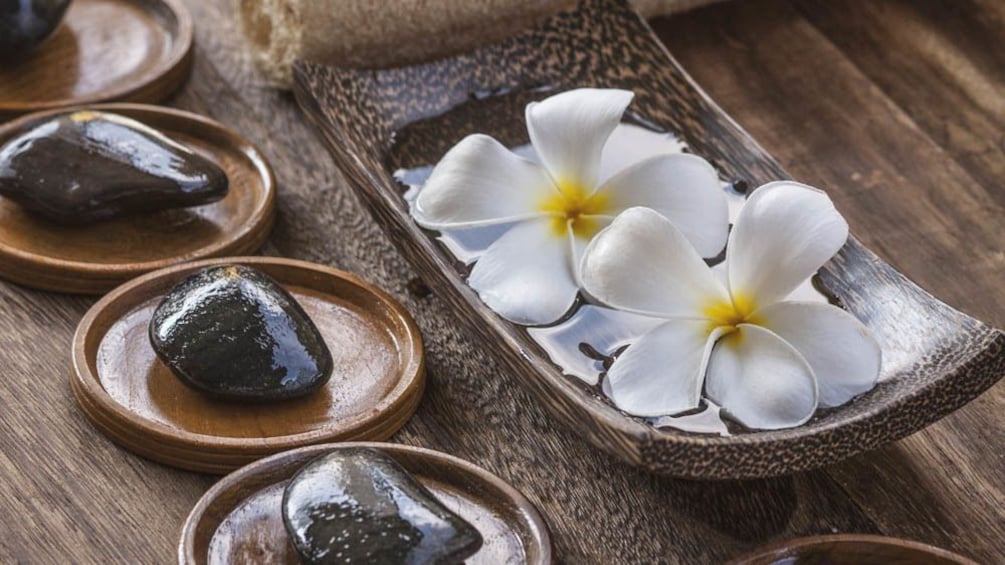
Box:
[0,0,193,117]
[179,442,552,565]
[0,104,276,294]
[726,534,979,565]
[70,257,425,473]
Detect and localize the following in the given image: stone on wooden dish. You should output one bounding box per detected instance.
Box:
[0,110,228,224]
[282,447,483,565]
[149,265,333,401]
[0,0,71,56]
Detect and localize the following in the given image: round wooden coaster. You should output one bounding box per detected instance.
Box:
[0,0,193,117]
[726,534,979,565]
[0,104,276,294]
[178,442,552,565]
[70,257,426,473]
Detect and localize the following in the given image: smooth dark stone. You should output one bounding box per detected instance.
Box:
[149,265,333,401]
[0,0,70,55]
[0,111,228,224]
[282,448,483,565]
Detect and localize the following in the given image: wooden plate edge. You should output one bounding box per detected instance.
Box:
[177,442,552,565]
[69,256,426,472]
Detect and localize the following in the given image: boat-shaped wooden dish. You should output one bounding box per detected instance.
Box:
[726,534,978,565]
[0,0,193,118]
[0,103,275,294]
[70,257,425,473]
[292,0,1005,478]
[179,442,552,565]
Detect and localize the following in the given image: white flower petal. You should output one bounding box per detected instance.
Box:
[527,305,666,385]
[755,301,881,407]
[597,124,687,184]
[569,217,613,285]
[468,218,578,325]
[705,324,818,430]
[413,134,554,229]
[598,154,729,258]
[603,320,719,416]
[526,88,634,192]
[581,207,729,318]
[727,181,849,307]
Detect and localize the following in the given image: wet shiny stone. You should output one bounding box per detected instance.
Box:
[0,0,70,55]
[149,265,333,401]
[0,110,228,224]
[282,447,483,565]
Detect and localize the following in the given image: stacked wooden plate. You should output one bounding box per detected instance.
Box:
[0,104,276,293]
[70,257,426,473]
[179,443,552,564]
[0,0,194,118]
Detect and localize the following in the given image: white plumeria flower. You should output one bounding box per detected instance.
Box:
[412,88,729,325]
[580,181,882,430]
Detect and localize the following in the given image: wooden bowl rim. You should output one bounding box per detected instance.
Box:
[70,256,425,458]
[0,103,277,288]
[177,442,553,565]
[0,0,195,114]
[725,533,980,565]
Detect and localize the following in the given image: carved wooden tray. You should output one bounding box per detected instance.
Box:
[292,0,1005,478]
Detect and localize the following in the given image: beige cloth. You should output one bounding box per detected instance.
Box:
[238,0,728,87]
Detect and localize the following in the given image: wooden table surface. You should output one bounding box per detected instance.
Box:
[1,0,1002,563]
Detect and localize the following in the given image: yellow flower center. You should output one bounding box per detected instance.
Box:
[539,180,611,239]
[703,292,760,335]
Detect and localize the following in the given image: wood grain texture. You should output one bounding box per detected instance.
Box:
[655,2,1005,560]
[0,0,194,118]
[0,0,1000,564]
